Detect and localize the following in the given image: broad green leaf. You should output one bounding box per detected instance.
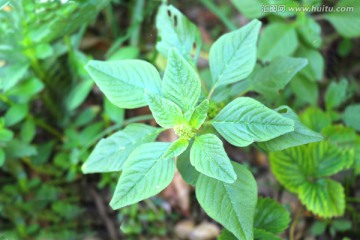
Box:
[309,142,353,177]
[107,46,139,61]
[332,219,352,232]
[162,49,201,112]
[322,125,356,150]
[297,16,322,49]
[75,106,100,127]
[177,143,199,186]
[212,97,294,147]
[4,140,37,159]
[196,162,257,240]
[254,229,281,240]
[290,74,319,106]
[0,128,13,142]
[310,221,327,236]
[343,104,360,131]
[65,78,94,111]
[85,60,161,109]
[270,142,351,192]
[258,23,298,62]
[4,104,28,127]
[250,57,308,98]
[295,47,324,81]
[7,77,44,102]
[324,0,360,38]
[209,20,261,87]
[325,79,348,110]
[298,178,345,218]
[82,124,162,173]
[269,147,308,193]
[156,4,202,63]
[146,93,185,128]
[190,134,236,183]
[20,118,36,143]
[189,99,209,129]
[258,106,323,152]
[230,0,265,19]
[300,107,331,132]
[104,98,124,125]
[0,62,30,92]
[231,0,299,19]
[161,138,189,159]
[254,198,290,234]
[110,142,175,209]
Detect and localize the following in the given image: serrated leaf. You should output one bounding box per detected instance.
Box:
[258,23,298,62]
[146,93,185,128]
[250,57,308,98]
[162,138,189,159]
[196,162,257,240]
[177,143,199,186]
[300,107,331,132]
[85,60,161,109]
[258,106,323,152]
[189,99,209,129]
[82,124,162,173]
[309,141,353,177]
[324,0,360,38]
[270,142,350,193]
[343,104,360,131]
[322,125,356,149]
[254,198,290,234]
[190,134,236,183]
[209,20,261,88]
[212,97,294,147]
[156,4,202,63]
[325,79,348,110]
[298,178,345,218]
[162,49,201,112]
[110,142,175,209]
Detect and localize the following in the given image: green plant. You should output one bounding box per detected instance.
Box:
[0,0,113,238]
[82,4,325,239]
[230,0,360,108]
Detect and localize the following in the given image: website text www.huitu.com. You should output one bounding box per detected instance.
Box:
[262,4,354,13]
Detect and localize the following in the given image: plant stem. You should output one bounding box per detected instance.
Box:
[207,86,216,100]
[33,117,64,141]
[200,0,237,31]
[290,205,304,240]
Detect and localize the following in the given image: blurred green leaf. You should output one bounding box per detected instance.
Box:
[325,79,348,110]
[343,104,360,131]
[4,104,28,127]
[324,0,360,38]
[258,23,298,62]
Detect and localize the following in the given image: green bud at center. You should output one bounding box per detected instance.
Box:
[174,124,196,140]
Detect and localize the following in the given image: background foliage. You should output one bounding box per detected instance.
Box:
[0,0,359,239]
